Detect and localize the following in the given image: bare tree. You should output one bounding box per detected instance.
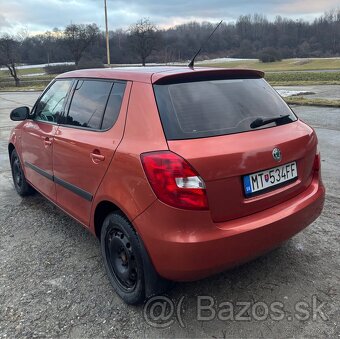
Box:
[129,18,160,66]
[64,23,100,66]
[0,35,21,87]
[17,27,30,41]
[2,11,340,67]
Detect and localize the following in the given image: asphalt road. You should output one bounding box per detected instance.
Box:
[0,90,339,338]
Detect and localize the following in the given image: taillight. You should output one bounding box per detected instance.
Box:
[141,151,208,210]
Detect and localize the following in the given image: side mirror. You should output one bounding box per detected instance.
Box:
[10,106,30,121]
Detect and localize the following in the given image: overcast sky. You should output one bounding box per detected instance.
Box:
[0,0,339,35]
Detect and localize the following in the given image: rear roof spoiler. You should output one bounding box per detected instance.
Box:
[152,68,265,85]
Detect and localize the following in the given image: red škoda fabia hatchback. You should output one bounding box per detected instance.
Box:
[8,67,325,304]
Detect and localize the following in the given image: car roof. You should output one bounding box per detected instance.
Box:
[56,66,264,84]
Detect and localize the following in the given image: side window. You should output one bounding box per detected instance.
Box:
[102,82,126,130]
[65,80,112,129]
[35,80,72,123]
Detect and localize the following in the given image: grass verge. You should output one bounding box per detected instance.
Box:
[284,97,340,107]
[268,81,340,86]
[0,84,47,91]
[265,71,340,84]
[0,78,52,91]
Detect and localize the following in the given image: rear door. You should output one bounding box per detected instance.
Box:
[21,79,73,201]
[154,77,317,222]
[53,79,129,225]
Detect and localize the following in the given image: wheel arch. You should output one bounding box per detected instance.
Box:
[8,143,15,160]
[94,200,127,239]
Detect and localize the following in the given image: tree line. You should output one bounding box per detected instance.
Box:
[1,9,339,77]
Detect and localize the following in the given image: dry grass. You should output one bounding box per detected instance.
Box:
[284,97,340,107]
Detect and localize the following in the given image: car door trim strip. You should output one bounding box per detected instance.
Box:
[25,161,93,202]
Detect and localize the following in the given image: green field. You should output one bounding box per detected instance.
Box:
[0,67,53,90]
[199,58,340,72]
[0,67,45,77]
[1,58,340,92]
[264,71,340,86]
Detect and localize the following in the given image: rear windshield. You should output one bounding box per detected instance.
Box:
[153,78,297,140]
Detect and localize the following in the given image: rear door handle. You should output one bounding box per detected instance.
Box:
[90,151,105,163]
[44,137,52,146]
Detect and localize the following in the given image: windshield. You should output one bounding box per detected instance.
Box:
[153,78,297,140]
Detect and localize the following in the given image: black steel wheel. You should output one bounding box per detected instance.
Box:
[105,227,139,292]
[101,212,145,304]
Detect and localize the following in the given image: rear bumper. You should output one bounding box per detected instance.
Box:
[134,173,325,281]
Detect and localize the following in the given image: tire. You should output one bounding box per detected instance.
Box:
[100,212,147,304]
[10,149,34,196]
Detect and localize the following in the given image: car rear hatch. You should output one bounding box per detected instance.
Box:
[153,69,318,222]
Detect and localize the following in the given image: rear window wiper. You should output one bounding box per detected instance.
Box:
[250,114,292,129]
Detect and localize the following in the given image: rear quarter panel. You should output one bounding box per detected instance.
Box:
[90,81,168,231]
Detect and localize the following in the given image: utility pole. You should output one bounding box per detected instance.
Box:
[104,0,111,67]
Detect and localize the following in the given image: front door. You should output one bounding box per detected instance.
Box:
[21,79,73,201]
